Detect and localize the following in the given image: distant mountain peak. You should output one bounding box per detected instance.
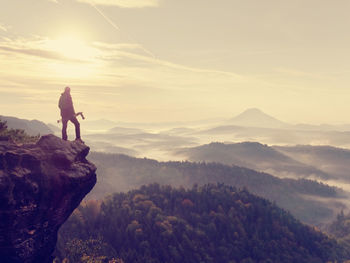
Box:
[236,108,277,119]
[242,108,264,114]
[229,108,288,129]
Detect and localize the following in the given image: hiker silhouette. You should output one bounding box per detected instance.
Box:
[58,87,82,142]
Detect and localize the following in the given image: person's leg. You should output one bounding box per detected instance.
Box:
[62,119,68,140]
[70,116,81,139]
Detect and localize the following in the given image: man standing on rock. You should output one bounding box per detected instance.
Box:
[58,86,83,142]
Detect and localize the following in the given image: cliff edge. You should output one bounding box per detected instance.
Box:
[0,134,97,263]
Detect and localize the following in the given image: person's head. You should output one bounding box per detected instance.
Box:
[64,86,71,93]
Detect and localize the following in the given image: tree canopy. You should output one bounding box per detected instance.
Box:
[56,184,349,263]
[0,119,39,143]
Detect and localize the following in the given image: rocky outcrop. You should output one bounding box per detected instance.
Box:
[0,135,96,263]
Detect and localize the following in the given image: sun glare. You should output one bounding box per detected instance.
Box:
[45,36,98,61]
[43,35,102,78]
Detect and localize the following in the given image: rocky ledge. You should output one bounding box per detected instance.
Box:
[0,135,96,263]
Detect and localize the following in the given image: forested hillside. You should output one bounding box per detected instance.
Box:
[56,184,349,263]
[0,119,39,143]
[87,152,346,226]
[328,211,350,250]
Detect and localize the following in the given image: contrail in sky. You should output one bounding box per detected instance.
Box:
[90,4,156,59]
[91,4,120,31]
[89,3,241,79]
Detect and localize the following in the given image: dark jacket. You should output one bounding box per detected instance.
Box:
[58,92,75,119]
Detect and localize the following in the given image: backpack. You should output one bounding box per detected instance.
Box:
[58,94,66,109]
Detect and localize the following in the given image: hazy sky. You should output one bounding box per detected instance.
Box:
[1,0,350,124]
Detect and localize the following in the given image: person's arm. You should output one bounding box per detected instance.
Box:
[58,95,63,109]
[69,95,76,114]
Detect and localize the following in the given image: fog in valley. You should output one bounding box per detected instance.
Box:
[33,108,350,227]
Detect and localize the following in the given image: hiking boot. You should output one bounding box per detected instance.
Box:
[75,138,85,144]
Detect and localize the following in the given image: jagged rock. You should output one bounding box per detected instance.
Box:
[0,134,97,263]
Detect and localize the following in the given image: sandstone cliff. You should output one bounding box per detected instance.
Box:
[0,135,96,263]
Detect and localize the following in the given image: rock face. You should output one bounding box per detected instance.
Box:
[0,135,97,263]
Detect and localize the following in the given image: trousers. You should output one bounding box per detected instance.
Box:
[61,116,80,140]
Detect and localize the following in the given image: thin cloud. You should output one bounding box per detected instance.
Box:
[0,36,94,63]
[93,42,144,51]
[0,24,8,32]
[0,35,248,91]
[0,45,84,63]
[0,35,257,98]
[76,0,160,8]
[93,41,243,79]
[275,68,326,79]
[87,5,242,80]
[90,4,156,58]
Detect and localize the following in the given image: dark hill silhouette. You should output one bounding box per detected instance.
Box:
[87,152,346,226]
[177,142,330,180]
[275,145,350,181]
